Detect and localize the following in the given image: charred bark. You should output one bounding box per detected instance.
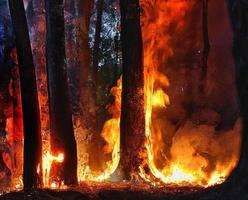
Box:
[65,0,93,120]
[8,0,42,189]
[45,0,78,185]
[65,0,103,171]
[91,0,105,170]
[201,0,210,80]
[227,0,248,188]
[119,0,146,179]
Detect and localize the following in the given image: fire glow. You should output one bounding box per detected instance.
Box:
[41,151,64,188]
[138,0,241,187]
[39,0,241,188]
[1,0,242,193]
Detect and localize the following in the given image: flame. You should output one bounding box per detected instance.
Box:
[28,0,241,189]
[41,151,64,187]
[139,0,241,187]
[78,78,121,182]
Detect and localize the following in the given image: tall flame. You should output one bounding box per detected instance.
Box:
[78,78,121,182]
[140,0,241,187]
[41,150,64,188]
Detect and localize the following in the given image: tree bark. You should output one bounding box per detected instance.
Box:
[227,0,248,188]
[119,0,146,179]
[8,0,42,189]
[45,0,78,185]
[65,0,104,172]
[201,0,210,80]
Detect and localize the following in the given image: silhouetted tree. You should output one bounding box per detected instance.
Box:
[8,0,42,189]
[119,0,146,179]
[45,0,78,185]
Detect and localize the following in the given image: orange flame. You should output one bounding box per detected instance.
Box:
[77,78,122,182]
[139,0,241,187]
[41,151,64,188]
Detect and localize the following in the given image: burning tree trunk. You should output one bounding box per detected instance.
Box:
[45,0,78,185]
[119,0,146,179]
[8,0,42,189]
[227,0,248,188]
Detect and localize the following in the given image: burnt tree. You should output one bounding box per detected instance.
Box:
[119,0,146,179]
[91,0,105,170]
[65,0,103,171]
[45,0,78,185]
[8,0,42,189]
[227,0,248,189]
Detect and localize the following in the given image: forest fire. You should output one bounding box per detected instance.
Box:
[41,151,64,188]
[77,78,121,182]
[138,0,241,187]
[0,0,246,199]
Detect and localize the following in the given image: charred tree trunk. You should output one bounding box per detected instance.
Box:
[119,0,146,179]
[45,0,78,185]
[92,0,104,87]
[90,0,105,170]
[65,0,103,171]
[65,0,93,117]
[201,0,210,80]
[227,0,248,188]
[114,32,120,85]
[8,0,42,189]
[11,52,24,183]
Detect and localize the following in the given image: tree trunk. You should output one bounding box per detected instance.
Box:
[8,0,42,189]
[227,0,248,188]
[119,0,146,179]
[45,0,78,185]
[11,55,24,186]
[65,0,104,172]
[201,0,210,80]
[92,0,104,87]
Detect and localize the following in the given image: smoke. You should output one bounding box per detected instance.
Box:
[141,0,242,185]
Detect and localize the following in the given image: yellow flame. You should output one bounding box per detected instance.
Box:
[140,0,241,187]
[78,78,122,182]
[41,151,64,187]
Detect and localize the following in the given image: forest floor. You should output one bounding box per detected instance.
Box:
[0,182,247,200]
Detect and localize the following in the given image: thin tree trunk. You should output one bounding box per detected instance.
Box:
[113,32,120,85]
[8,0,42,189]
[11,58,24,185]
[119,0,146,179]
[92,0,104,87]
[45,0,78,185]
[201,0,210,80]
[90,0,105,170]
[65,0,103,172]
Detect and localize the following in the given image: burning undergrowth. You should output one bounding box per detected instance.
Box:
[138,0,242,187]
[0,0,243,193]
